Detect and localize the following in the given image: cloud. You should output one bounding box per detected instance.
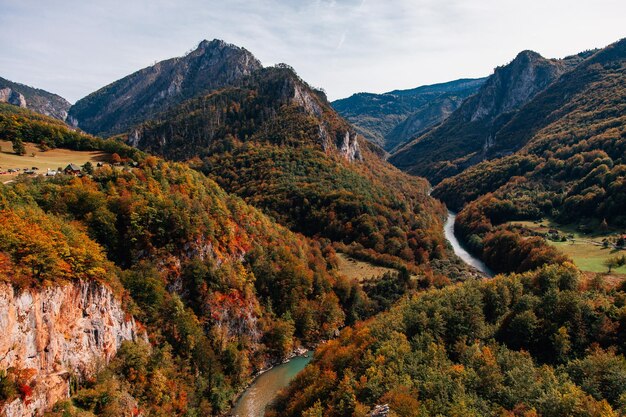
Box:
[0,0,624,102]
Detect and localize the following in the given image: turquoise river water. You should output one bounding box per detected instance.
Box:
[230,352,312,417]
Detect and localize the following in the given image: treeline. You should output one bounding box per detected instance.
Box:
[0,103,143,161]
[268,264,626,417]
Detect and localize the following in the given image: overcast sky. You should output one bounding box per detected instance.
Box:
[1,0,624,103]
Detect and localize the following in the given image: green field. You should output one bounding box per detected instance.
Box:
[509,220,626,274]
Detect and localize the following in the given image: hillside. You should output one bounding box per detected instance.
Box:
[126,64,453,274]
[389,50,592,183]
[268,264,626,417]
[432,38,626,273]
[332,78,485,151]
[0,106,364,415]
[0,76,70,120]
[67,39,262,137]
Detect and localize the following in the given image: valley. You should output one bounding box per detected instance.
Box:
[1,29,625,417]
[444,211,493,277]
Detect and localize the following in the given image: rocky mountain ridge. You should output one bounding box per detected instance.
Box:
[0,77,70,121]
[389,49,593,183]
[128,64,362,162]
[68,39,262,137]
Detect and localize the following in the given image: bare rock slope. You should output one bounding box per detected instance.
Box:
[0,281,142,416]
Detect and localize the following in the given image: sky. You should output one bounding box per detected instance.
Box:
[0,0,624,103]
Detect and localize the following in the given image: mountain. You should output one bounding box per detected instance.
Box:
[431,38,626,272]
[67,39,262,136]
[389,50,593,183]
[332,78,486,151]
[125,62,458,278]
[128,64,362,162]
[0,76,70,120]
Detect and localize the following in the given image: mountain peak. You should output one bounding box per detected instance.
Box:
[195,39,240,53]
[514,49,543,61]
[68,40,262,136]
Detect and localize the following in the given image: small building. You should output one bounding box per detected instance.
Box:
[64,163,82,175]
[46,169,57,176]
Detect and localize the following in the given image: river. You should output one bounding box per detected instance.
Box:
[231,211,490,416]
[230,352,313,417]
[444,210,494,277]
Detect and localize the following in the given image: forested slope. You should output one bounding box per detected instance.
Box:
[269,264,626,417]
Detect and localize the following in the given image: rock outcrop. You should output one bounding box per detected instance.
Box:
[0,77,70,121]
[0,88,27,108]
[126,64,362,162]
[0,281,142,416]
[68,39,263,137]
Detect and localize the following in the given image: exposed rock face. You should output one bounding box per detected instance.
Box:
[0,88,27,108]
[338,130,362,162]
[389,50,585,183]
[288,74,362,161]
[0,77,70,120]
[0,281,142,416]
[468,50,568,124]
[68,39,263,137]
[332,78,486,151]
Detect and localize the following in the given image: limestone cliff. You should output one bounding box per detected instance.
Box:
[0,88,26,109]
[0,281,142,416]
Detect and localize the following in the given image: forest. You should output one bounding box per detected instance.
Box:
[0,105,458,415]
[0,37,625,417]
[130,66,453,272]
[269,264,626,417]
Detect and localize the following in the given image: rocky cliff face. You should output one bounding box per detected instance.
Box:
[0,88,27,108]
[0,77,70,121]
[467,50,569,124]
[68,39,263,137]
[0,281,142,417]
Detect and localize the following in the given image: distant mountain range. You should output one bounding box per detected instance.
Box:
[0,76,70,120]
[332,78,486,151]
